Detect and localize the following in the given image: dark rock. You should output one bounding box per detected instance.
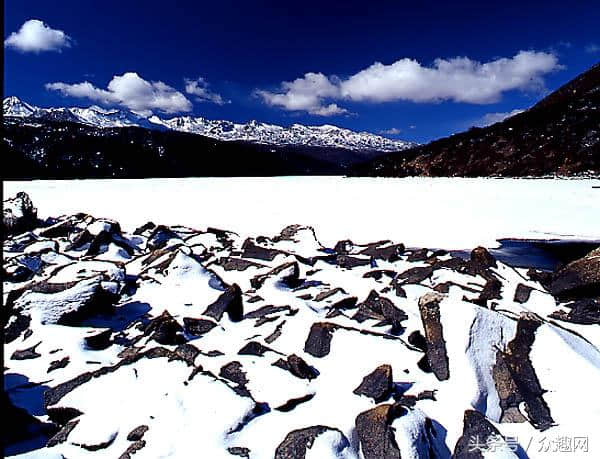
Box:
[47,420,80,447]
[44,372,94,408]
[203,284,244,322]
[471,278,502,307]
[127,425,149,441]
[173,343,200,366]
[183,317,217,336]
[418,293,450,381]
[265,321,286,344]
[133,221,155,235]
[394,394,417,407]
[251,262,302,289]
[360,243,405,262]
[38,219,76,238]
[452,410,506,459]
[218,257,266,271]
[238,341,276,356]
[363,270,397,281]
[395,266,434,285]
[549,247,600,300]
[275,393,315,412]
[353,364,394,403]
[470,247,497,269]
[84,329,112,350]
[418,390,437,401]
[3,192,38,235]
[46,407,84,425]
[492,313,554,430]
[355,404,403,459]
[244,305,297,320]
[11,341,42,360]
[514,284,533,303]
[241,238,282,261]
[329,296,358,311]
[304,322,338,358]
[145,310,185,345]
[313,287,347,302]
[527,268,553,288]
[335,254,371,269]
[119,440,146,459]
[352,290,408,332]
[549,299,600,325]
[48,357,70,373]
[275,425,349,459]
[407,248,430,262]
[220,361,249,386]
[228,446,250,458]
[273,354,319,380]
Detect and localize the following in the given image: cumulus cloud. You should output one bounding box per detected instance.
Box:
[378,128,402,135]
[46,72,192,115]
[5,19,71,53]
[255,72,347,115]
[257,51,560,115]
[477,108,525,126]
[184,77,229,105]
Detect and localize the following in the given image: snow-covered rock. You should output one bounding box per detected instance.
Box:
[4,193,600,458]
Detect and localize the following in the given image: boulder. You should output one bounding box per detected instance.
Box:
[273,354,319,380]
[352,290,407,332]
[13,277,119,325]
[304,322,338,358]
[275,425,350,459]
[183,317,217,336]
[355,404,403,459]
[549,298,600,325]
[492,313,554,430]
[418,292,450,381]
[353,364,394,403]
[3,192,38,235]
[452,410,518,458]
[470,246,497,270]
[144,310,185,345]
[203,284,243,322]
[513,284,533,303]
[549,247,600,300]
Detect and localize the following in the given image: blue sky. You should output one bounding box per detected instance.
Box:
[4,0,600,142]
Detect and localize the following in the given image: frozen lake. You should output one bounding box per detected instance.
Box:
[4,177,600,249]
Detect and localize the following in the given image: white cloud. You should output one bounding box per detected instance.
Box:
[5,19,71,53]
[379,128,402,135]
[585,44,600,54]
[184,77,229,105]
[46,72,192,115]
[257,51,560,115]
[255,72,347,115]
[477,108,525,126]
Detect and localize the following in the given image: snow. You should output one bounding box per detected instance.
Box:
[4,178,600,459]
[4,177,599,250]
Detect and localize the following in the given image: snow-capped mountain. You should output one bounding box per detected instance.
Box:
[3,96,415,152]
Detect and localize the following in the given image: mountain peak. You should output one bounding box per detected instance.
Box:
[3,97,416,152]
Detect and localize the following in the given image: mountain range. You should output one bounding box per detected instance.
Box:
[3,62,599,178]
[3,96,415,153]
